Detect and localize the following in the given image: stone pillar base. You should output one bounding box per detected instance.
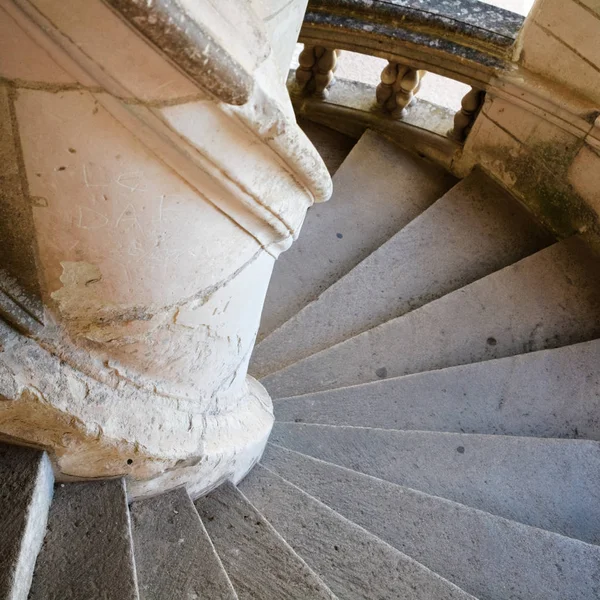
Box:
[0,322,273,500]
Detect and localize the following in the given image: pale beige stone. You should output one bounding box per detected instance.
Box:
[26,0,200,101]
[0,6,75,84]
[534,0,600,69]
[520,22,600,103]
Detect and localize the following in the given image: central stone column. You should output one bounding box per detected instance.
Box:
[0,0,330,498]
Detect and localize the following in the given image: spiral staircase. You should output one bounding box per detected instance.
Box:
[2,0,600,597]
[1,120,599,599]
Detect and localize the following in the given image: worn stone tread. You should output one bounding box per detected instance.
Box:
[262,236,600,398]
[270,422,600,544]
[239,464,476,600]
[131,486,237,600]
[251,170,552,378]
[0,444,53,600]
[273,338,600,439]
[257,129,456,341]
[195,481,336,600]
[28,479,138,600]
[262,443,600,600]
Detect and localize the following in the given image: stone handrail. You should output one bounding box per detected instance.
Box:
[299,0,524,87]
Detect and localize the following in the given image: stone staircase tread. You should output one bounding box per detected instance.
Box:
[28,479,139,600]
[261,236,600,398]
[269,422,600,544]
[195,481,337,600]
[262,443,600,600]
[257,129,456,342]
[239,463,477,600]
[131,486,238,600]
[0,443,53,600]
[251,169,552,379]
[273,338,600,440]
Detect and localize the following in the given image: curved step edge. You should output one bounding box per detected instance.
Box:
[261,236,600,399]
[239,463,477,600]
[195,481,337,599]
[269,422,600,544]
[131,486,238,600]
[262,442,600,600]
[273,338,600,440]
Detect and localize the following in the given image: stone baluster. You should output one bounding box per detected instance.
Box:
[376,61,425,117]
[450,87,485,142]
[295,45,341,98]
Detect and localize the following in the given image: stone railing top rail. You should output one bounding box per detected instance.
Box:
[303,0,525,72]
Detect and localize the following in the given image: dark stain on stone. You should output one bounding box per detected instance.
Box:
[336,232,343,239]
[375,367,388,378]
[457,446,465,454]
[486,336,497,346]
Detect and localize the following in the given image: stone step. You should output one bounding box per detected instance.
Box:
[274,339,600,439]
[0,444,53,600]
[262,236,600,398]
[239,464,476,600]
[131,487,237,600]
[195,481,336,600]
[257,129,456,342]
[262,443,600,600]
[270,423,600,544]
[252,170,552,378]
[28,479,138,600]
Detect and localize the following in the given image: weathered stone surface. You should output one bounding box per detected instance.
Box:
[131,486,237,600]
[270,424,600,543]
[262,236,600,398]
[253,170,552,377]
[28,479,138,600]
[262,444,600,600]
[239,464,475,600]
[298,117,356,176]
[256,130,456,341]
[274,338,600,439]
[0,444,53,600]
[195,481,335,600]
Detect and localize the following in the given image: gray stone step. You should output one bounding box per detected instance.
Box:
[239,464,476,600]
[0,444,53,600]
[262,236,600,398]
[131,487,237,600]
[28,479,138,600]
[262,443,600,600]
[195,481,336,600]
[257,129,456,342]
[270,423,600,544]
[252,170,552,378]
[274,339,600,439]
